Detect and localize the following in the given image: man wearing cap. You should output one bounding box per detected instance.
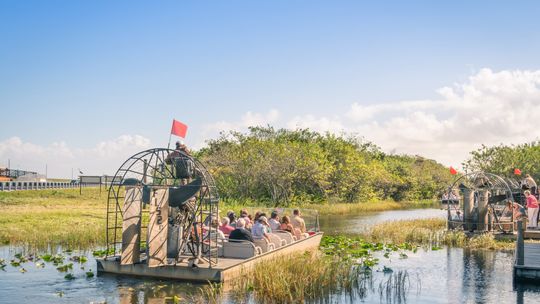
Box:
[165,141,191,163]
[252,216,271,242]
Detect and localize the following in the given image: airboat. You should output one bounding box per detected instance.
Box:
[96,148,323,282]
[444,171,524,234]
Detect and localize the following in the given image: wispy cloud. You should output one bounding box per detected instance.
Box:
[0,135,152,177]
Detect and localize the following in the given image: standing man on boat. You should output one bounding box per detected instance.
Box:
[291,209,306,233]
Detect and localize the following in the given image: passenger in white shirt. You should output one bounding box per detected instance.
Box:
[268,211,281,231]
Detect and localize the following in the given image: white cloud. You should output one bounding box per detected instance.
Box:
[197,109,280,148]
[0,135,152,178]
[202,68,540,167]
[286,114,346,134]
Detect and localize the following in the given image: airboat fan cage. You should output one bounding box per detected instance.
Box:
[105,148,220,267]
[445,172,516,234]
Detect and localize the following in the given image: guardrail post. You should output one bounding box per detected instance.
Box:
[517,220,524,266]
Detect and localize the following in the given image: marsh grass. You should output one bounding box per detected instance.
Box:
[378,271,411,303]
[367,218,516,251]
[228,251,367,304]
[198,251,417,304]
[0,188,106,249]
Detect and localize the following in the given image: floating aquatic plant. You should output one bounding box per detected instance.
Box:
[56,263,73,272]
[70,255,88,263]
[92,248,115,257]
[40,254,65,265]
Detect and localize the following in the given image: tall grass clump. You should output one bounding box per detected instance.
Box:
[229,251,367,304]
[367,218,516,251]
[368,218,446,244]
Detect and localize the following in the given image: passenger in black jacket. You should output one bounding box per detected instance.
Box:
[228,218,254,242]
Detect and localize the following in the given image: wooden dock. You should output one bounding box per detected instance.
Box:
[514,221,540,282]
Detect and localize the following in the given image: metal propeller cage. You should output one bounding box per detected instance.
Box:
[105,148,220,267]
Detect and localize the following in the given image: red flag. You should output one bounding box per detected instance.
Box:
[170,119,188,138]
[449,166,457,175]
[514,168,522,175]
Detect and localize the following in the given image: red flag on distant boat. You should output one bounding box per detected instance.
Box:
[449,166,457,175]
[171,119,188,138]
[514,168,522,175]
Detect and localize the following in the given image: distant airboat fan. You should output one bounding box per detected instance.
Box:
[445,171,520,234]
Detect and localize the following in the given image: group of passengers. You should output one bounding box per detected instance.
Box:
[215,209,308,245]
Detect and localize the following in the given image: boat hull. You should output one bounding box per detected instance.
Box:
[97,232,323,282]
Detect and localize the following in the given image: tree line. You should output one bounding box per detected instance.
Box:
[196,127,454,206]
[463,141,540,180]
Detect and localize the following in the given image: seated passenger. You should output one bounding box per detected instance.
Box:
[254,211,262,222]
[291,209,306,233]
[240,209,252,228]
[205,219,225,241]
[227,211,237,228]
[268,211,281,231]
[229,218,254,242]
[219,217,235,235]
[280,216,294,233]
[507,201,526,220]
[252,216,271,241]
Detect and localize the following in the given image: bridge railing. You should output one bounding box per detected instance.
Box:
[0,181,90,191]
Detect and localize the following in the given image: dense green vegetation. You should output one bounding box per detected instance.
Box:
[463,141,540,179]
[197,127,454,206]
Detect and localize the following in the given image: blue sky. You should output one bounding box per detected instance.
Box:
[2,1,540,177]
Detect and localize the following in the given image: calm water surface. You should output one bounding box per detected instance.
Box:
[1,208,539,303]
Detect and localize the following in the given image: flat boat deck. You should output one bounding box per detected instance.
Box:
[97,232,323,282]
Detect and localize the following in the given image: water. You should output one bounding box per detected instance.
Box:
[319,208,447,234]
[1,208,539,303]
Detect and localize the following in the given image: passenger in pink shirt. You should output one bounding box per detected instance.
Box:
[525,190,539,229]
[219,217,235,235]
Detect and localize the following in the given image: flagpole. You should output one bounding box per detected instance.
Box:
[167,133,172,150]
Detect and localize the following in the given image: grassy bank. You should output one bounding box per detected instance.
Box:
[0,188,106,248]
[365,218,516,251]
